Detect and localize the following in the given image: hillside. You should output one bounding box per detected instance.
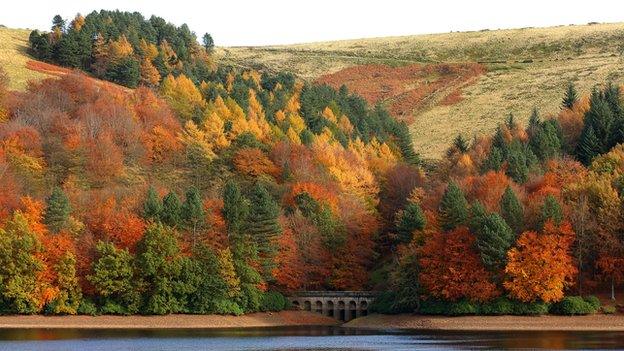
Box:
[218,22,624,158]
[0,27,52,90]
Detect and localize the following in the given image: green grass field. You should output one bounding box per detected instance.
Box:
[218,23,624,158]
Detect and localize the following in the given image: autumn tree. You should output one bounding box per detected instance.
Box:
[47,252,82,314]
[504,221,577,302]
[0,213,45,313]
[419,226,498,302]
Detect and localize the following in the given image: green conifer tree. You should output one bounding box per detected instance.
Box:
[160,192,182,228]
[439,181,469,231]
[143,186,162,221]
[395,202,426,244]
[540,195,563,229]
[562,82,578,109]
[500,186,524,235]
[181,186,205,249]
[44,187,72,233]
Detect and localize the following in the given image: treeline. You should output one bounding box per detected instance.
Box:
[28,11,214,87]
[375,82,624,315]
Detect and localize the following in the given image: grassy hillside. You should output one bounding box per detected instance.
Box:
[218,23,624,158]
[0,27,51,90]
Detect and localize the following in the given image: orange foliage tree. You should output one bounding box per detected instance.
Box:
[504,221,577,302]
[419,226,499,302]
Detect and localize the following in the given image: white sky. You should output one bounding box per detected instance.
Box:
[1,0,623,46]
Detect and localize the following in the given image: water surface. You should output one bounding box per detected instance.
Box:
[0,326,622,350]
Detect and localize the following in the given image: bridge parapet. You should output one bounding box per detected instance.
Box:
[288,291,376,322]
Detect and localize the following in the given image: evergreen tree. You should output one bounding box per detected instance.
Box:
[105,57,140,88]
[181,187,205,249]
[530,120,562,161]
[452,134,469,154]
[392,254,421,312]
[202,33,214,52]
[481,146,503,172]
[395,202,426,244]
[143,186,162,221]
[468,201,488,234]
[44,187,72,233]
[52,15,66,32]
[576,125,602,165]
[394,122,421,165]
[53,36,81,68]
[223,180,249,236]
[439,181,469,231]
[160,192,182,227]
[246,183,281,281]
[562,82,578,109]
[474,213,514,272]
[527,107,541,138]
[540,195,563,229]
[500,186,524,235]
[506,141,530,184]
[299,129,314,146]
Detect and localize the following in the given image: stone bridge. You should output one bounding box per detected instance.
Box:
[288,291,376,321]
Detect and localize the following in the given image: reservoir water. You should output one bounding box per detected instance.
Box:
[0,326,623,350]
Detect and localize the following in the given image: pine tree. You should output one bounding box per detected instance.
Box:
[506,141,530,184]
[481,146,503,172]
[395,202,426,244]
[181,186,205,249]
[474,213,514,273]
[500,186,524,235]
[562,82,578,110]
[160,192,182,227]
[540,195,563,229]
[246,183,281,280]
[202,33,214,52]
[527,107,541,137]
[143,186,162,221]
[223,180,249,236]
[44,187,72,233]
[452,134,469,154]
[576,125,602,165]
[439,181,469,231]
[530,120,562,161]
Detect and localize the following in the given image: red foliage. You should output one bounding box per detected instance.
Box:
[419,226,499,302]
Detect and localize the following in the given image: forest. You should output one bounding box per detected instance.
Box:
[0,11,620,316]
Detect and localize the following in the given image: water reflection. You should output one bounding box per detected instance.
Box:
[0,326,622,350]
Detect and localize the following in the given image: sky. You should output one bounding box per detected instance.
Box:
[1,0,622,46]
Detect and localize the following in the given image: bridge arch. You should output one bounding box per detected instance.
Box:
[288,291,375,322]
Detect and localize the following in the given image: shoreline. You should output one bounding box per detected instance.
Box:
[344,313,624,331]
[0,311,339,329]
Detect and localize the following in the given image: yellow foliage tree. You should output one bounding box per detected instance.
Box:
[160,74,206,121]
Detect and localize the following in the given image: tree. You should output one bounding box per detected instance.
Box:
[135,223,187,314]
[44,187,71,233]
[184,245,232,314]
[0,212,44,313]
[419,226,499,302]
[143,186,162,221]
[473,213,514,273]
[452,134,469,154]
[540,195,563,229]
[439,181,468,231]
[222,180,248,236]
[576,125,602,165]
[52,15,66,32]
[88,241,140,314]
[504,222,577,302]
[394,202,426,244]
[202,33,214,52]
[105,57,140,88]
[181,187,205,249]
[482,146,503,172]
[500,186,524,235]
[246,183,282,281]
[562,82,578,110]
[48,252,82,315]
[160,191,182,227]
